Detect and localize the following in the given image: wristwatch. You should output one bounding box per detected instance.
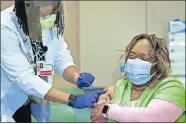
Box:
[68,94,77,107]
[102,105,110,118]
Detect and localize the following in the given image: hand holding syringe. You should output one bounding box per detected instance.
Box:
[74,72,89,84]
[74,72,94,90]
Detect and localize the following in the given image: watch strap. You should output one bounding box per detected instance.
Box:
[102,105,110,118]
[68,94,77,107]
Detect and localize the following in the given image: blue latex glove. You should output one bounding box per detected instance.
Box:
[73,90,106,109]
[76,72,95,89]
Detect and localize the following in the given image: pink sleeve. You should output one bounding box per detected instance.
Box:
[107,99,184,122]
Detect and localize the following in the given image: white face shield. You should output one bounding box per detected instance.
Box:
[24,0,65,42]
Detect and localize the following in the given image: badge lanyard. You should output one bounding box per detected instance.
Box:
[14,17,55,108]
[13,16,44,69]
[30,40,54,77]
[14,18,53,77]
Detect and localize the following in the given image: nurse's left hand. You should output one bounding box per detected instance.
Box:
[73,90,106,109]
[76,72,95,89]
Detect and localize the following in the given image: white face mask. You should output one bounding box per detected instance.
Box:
[40,14,56,29]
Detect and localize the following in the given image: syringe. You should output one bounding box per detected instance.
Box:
[74,72,93,89]
[74,73,89,84]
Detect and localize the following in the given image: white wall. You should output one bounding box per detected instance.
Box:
[79,1,146,87]
[79,1,185,88]
[1,1,14,11]
[147,1,185,39]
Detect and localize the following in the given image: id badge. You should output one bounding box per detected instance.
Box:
[36,61,54,76]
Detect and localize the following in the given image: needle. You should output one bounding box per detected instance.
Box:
[74,73,89,84]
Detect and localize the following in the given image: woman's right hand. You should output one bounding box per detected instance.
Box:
[102,85,115,100]
[91,97,111,122]
[98,94,110,101]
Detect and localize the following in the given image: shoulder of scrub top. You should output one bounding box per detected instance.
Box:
[1,5,20,34]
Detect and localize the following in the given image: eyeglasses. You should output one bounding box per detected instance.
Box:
[128,51,154,62]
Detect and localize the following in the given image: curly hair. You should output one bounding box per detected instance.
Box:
[123,34,171,87]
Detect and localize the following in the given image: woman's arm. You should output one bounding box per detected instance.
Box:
[52,34,79,84]
[44,87,70,104]
[52,35,95,88]
[107,99,183,122]
[92,85,115,122]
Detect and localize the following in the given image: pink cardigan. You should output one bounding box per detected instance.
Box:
[95,99,183,122]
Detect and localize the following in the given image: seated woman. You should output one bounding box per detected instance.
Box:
[91,34,185,122]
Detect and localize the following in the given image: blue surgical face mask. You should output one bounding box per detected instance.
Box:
[124,58,156,85]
